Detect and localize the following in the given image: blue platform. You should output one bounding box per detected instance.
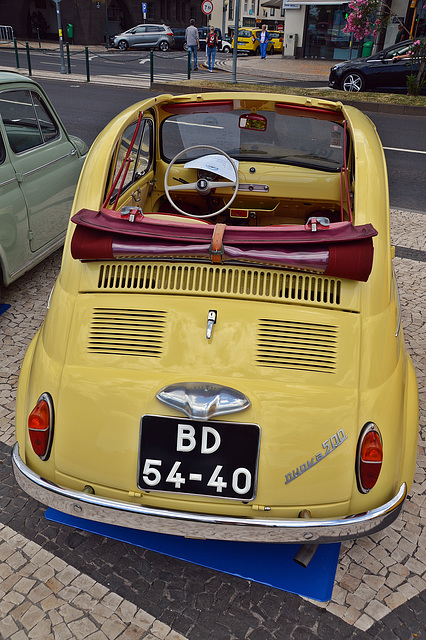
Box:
[45,508,340,601]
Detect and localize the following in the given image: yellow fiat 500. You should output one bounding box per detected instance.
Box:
[13,91,418,547]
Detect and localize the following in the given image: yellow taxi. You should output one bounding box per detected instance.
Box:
[12,91,418,548]
[269,31,284,54]
[231,28,274,55]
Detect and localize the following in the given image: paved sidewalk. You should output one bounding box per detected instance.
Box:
[0,208,425,640]
[215,54,331,81]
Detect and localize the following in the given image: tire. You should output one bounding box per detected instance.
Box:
[159,41,169,52]
[118,40,128,51]
[222,44,231,53]
[342,71,365,92]
[254,46,260,56]
[268,46,274,55]
[183,42,188,51]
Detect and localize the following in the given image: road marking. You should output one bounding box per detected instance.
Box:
[139,58,150,65]
[384,146,426,154]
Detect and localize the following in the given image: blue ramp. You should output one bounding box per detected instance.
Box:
[45,508,340,601]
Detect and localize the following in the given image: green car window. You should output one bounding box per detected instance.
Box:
[0,89,59,154]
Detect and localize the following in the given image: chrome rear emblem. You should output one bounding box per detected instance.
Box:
[156,382,251,420]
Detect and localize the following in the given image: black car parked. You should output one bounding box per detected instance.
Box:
[329,40,421,92]
[171,28,187,50]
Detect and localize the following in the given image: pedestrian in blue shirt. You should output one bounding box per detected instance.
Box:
[258,24,270,59]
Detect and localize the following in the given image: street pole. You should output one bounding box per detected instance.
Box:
[105,0,109,49]
[53,0,66,74]
[231,0,241,83]
[54,0,66,74]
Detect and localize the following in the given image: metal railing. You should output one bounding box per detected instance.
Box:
[6,40,193,85]
[0,25,14,44]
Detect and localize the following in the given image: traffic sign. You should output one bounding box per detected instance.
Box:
[201,0,213,15]
[142,2,147,13]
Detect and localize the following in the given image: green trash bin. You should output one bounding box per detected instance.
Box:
[362,40,373,57]
[66,23,74,42]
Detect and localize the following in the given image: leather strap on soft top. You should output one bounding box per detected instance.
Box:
[210,223,226,264]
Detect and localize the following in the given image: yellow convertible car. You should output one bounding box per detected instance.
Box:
[12,91,418,545]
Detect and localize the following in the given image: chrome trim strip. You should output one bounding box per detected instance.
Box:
[22,152,74,178]
[12,443,406,544]
[0,177,16,188]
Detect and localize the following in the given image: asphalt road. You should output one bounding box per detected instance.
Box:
[34,77,426,213]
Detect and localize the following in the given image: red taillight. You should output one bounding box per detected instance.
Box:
[252,36,256,42]
[357,423,383,493]
[28,394,53,460]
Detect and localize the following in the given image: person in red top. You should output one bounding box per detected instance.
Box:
[206,26,218,72]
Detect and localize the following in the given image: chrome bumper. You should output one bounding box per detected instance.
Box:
[12,443,406,544]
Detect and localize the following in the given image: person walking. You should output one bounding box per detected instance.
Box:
[258,24,270,59]
[186,18,200,71]
[206,26,218,72]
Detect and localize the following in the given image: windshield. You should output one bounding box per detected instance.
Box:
[161,109,344,171]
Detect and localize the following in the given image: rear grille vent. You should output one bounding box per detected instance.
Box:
[256,319,338,373]
[88,308,166,357]
[97,263,342,307]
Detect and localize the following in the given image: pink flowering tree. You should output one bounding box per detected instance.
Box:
[343,0,390,41]
[405,38,426,95]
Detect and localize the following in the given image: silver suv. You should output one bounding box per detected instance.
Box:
[112,24,174,51]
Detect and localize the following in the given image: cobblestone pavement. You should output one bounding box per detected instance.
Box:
[0,206,425,639]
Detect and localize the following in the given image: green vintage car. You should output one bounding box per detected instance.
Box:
[0,72,88,297]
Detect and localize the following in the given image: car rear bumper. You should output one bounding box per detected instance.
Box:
[12,443,406,544]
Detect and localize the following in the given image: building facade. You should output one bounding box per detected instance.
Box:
[0,0,207,45]
[212,0,425,59]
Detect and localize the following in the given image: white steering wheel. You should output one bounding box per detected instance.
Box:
[164,145,239,218]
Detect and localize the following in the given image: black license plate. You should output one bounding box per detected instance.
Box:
[138,415,260,500]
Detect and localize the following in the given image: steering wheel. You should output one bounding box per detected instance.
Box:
[164,145,239,218]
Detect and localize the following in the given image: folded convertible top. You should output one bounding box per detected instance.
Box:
[71,208,378,282]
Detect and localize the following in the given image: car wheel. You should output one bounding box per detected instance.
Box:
[222,44,231,53]
[268,46,274,55]
[342,71,365,92]
[118,40,128,51]
[255,47,260,56]
[183,42,188,51]
[159,41,169,52]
